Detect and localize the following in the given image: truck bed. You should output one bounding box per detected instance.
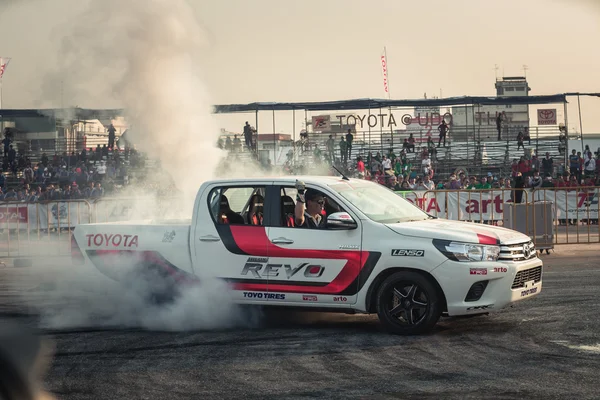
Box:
[73,222,195,280]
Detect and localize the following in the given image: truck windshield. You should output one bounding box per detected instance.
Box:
[330,181,430,224]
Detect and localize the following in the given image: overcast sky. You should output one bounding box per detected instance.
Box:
[0,0,599,133]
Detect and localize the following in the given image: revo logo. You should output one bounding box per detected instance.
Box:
[242,260,324,279]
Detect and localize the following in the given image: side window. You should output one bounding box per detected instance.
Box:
[208,186,265,225]
[279,187,345,228]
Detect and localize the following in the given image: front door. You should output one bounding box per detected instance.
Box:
[263,185,369,306]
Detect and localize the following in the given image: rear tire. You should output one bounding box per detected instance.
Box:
[124,264,180,305]
[376,271,442,335]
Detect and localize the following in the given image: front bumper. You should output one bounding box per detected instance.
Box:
[431,256,543,316]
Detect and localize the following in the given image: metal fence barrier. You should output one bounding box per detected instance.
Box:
[0,200,93,259]
[1,188,598,261]
[397,187,600,247]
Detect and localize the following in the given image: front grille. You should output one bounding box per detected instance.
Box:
[511,266,543,289]
[499,241,536,262]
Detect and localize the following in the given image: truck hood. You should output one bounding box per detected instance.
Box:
[385,218,530,245]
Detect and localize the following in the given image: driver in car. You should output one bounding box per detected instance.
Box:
[295,180,326,228]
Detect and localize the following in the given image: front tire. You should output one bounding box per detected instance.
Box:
[376,271,442,335]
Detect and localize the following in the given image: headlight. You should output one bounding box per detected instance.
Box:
[433,240,500,262]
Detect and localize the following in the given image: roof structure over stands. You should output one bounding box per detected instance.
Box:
[0,92,598,118]
[212,94,573,113]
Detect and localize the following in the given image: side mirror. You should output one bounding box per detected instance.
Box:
[327,212,358,230]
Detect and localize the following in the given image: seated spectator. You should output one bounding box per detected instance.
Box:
[541,175,554,188]
[446,174,460,190]
[396,175,405,188]
[530,171,543,189]
[398,181,411,191]
[568,175,580,190]
[555,175,568,189]
[90,183,104,198]
[421,175,434,190]
[374,171,386,186]
[482,177,493,189]
[3,188,17,201]
[414,178,425,190]
[387,175,401,191]
[466,176,480,190]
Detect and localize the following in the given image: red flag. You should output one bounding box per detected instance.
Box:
[380,49,391,98]
[380,53,388,94]
[0,58,11,79]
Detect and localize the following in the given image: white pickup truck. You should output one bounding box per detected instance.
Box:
[71,176,543,335]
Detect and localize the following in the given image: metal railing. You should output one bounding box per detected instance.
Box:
[2,187,599,261]
[0,200,93,258]
[397,187,600,247]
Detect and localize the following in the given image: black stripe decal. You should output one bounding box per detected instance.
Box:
[215,225,248,255]
[338,252,382,296]
[224,278,329,287]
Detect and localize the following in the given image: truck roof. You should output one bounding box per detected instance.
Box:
[205,175,369,187]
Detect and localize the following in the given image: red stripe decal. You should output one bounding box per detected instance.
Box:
[476,233,500,245]
[89,250,199,285]
[229,226,367,294]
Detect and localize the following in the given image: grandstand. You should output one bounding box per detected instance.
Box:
[285,124,566,178]
[0,91,597,188]
[213,93,586,178]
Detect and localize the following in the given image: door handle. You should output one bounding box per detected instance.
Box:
[199,235,221,242]
[271,237,294,245]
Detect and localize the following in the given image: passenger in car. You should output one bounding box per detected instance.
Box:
[294,181,326,228]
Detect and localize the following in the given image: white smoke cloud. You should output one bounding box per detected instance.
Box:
[43,0,224,205]
[10,0,337,333]
[14,0,268,331]
[16,258,261,332]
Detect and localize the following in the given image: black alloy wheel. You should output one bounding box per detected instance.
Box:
[376,271,441,335]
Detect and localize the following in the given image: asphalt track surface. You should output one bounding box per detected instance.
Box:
[1,245,600,400]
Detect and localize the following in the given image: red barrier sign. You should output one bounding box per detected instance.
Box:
[0,206,28,225]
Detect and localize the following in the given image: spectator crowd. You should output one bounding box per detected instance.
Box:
[0,129,148,202]
[353,143,600,196]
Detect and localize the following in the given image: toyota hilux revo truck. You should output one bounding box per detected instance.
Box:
[71,176,543,335]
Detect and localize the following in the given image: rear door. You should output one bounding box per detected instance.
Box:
[193,183,271,303]
[263,184,374,306]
